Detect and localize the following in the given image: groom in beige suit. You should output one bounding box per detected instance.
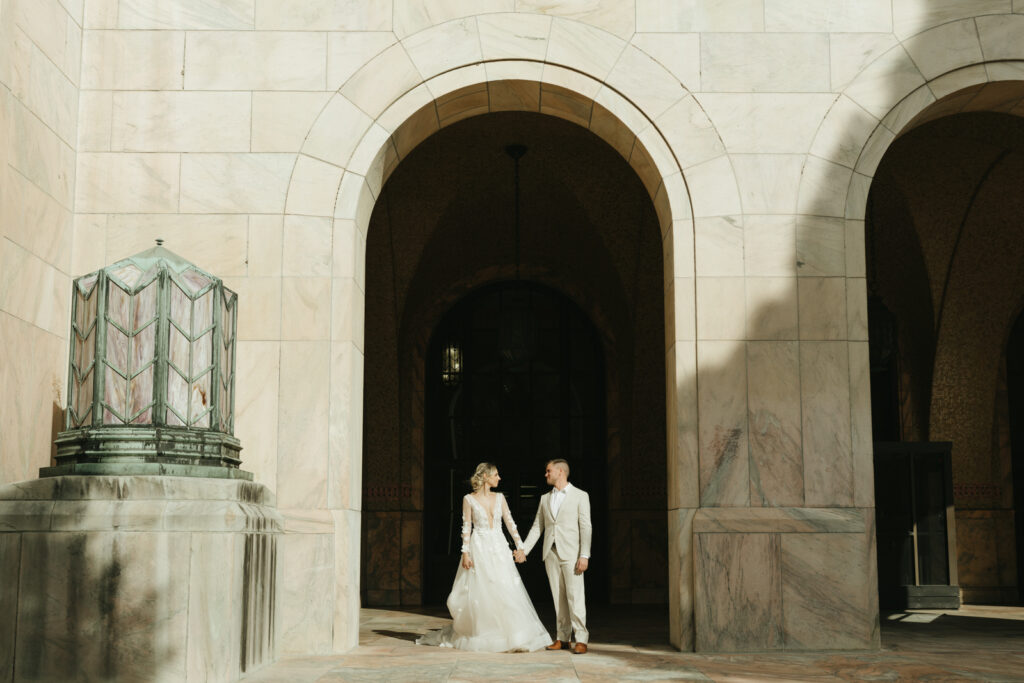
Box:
[517,458,592,654]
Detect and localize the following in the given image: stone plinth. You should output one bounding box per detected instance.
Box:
[692,507,880,651]
[0,476,281,682]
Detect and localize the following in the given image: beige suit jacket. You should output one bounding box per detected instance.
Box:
[522,484,592,561]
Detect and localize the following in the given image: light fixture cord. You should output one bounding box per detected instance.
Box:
[505,144,527,281]
[514,151,521,281]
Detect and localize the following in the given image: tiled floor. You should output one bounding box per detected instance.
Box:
[243,605,1024,681]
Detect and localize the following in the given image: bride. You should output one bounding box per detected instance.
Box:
[417,462,551,652]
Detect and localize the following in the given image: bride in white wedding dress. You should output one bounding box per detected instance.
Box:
[417,462,551,652]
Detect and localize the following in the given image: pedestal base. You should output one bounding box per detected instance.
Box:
[0,476,281,682]
[47,426,252,480]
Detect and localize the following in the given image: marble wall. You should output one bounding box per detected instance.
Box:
[0,0,81,485]
[2,0,1024,662]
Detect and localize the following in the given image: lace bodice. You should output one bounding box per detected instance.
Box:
[461,493,523,554]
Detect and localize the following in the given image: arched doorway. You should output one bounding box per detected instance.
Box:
[359,110,667,610]
[1006,312,1024,602]
[423,281,607,604]
[867,104,1024,606]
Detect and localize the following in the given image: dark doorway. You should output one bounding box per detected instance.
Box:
[1006,311,1024,604]
[423,281,607,605]
[868,294,902,442]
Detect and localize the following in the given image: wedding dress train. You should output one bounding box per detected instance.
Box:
[417,492,551,652]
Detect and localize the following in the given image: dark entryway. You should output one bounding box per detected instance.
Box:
[360,110,665,607]
[1006,311,1024,603]
[423,280,607,605]
[866,106,1024,605]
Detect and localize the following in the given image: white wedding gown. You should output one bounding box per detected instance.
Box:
[417,492,551,652]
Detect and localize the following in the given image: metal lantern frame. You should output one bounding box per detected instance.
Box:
[441,342,462,386]
[44,245,250,480]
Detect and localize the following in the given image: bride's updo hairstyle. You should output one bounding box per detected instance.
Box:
[470,462,497,492]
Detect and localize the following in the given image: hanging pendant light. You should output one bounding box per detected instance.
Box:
[441,340,462,386]
[499,144,537,366]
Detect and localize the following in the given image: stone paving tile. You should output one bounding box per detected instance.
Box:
[571,651,713,681]
[448,657,576,682]
[245,605,1024,682]
[316,663,456,682]
[240,653,354,682]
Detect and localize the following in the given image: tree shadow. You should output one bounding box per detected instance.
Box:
[372,629,422,642]
[12,532,182,682]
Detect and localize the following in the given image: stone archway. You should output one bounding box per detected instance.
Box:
[800,12,1024,616]
[276,14,742,653]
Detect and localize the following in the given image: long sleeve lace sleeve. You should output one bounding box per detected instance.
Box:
[460,495,472,554]
[500,494,524,550]
[522,498,543,555]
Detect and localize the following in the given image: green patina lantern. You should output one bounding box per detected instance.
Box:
[43,241,251,479]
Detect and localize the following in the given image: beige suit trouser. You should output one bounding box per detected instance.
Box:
[544,544,588,644]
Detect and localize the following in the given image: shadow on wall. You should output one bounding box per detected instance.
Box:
[672,6,947,647]
[50,400,61,468]
[683,285,877,650]
[12,533,181,681]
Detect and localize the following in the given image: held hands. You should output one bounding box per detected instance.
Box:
[513,549,526,563]
[462,552,473,570]
[574,557,589,575]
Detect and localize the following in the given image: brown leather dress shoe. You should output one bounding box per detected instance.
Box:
[573,642,588,654]
[546,640,567,651]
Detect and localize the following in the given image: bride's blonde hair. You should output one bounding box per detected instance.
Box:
[470,462,497,492]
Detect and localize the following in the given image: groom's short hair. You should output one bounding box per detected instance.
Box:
[548,458,570,477]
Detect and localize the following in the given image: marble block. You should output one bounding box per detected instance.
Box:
[332,509,361,651]
[700,33,828,93]
[667,508,696,651]
[781,532,879,649]
[0,476,282,682]
[188,532,243,681]
[695,532,783,651]
[667,342,699,510]
[694,507,865,534]
[747,342,803,506]
[277,530,335,655]
[697,341,749,506]
[800,342,854,507]
[15,530,192,682]
[0,534,19,681]
[694,514,877,652]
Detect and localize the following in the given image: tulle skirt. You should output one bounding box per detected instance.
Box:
[417,528,551,652]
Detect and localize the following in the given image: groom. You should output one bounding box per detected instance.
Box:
[516,458,592,654]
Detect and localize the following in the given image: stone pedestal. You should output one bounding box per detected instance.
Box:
[691,508,880,651]
[0,476,281,683]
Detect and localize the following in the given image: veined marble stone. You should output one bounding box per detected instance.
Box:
[693,507,879,651]
[0,476,282,682]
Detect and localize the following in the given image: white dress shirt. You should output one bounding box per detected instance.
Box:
[550,483,587,559]
[550,482,572,517]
